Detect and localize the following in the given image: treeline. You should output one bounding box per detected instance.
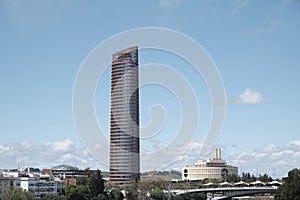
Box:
[6,169,300,200]
[3,173,204,200]
[143,170,181,176]
[224,172,275,183]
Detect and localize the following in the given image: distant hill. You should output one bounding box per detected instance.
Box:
[141,170,181,180]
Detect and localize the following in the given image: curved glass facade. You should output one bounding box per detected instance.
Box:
[109,46,140,183]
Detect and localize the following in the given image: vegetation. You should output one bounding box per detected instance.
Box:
[150,188,168,200]
[64,185,90,200]
[40,196,67,200]
[3,188,34,200]
[275,168,300,200]
[122,181,139,199]
[64,169,105,200]
[2,170,286,200]
[141,170,181,180]
[174,192,206,200]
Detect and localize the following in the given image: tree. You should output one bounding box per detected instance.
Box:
[40,196,67,200]
[95,193,108,200]
[258,173,273,182]
[110,189,124,200]
[76,169,105,199]
[176,192,206,200]
[150,188,167,200]
[123,181,139,200]
[226,174,240,183]
[275,168,300,200]
[87,169,104,197]
[139,178,168,192]
[64,185,89,200]
[3,188,34,200]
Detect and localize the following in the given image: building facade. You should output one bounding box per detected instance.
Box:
[0,174,20,200]
[109,46,140,183]
[20,174,64,198]
[0,170,63,199]
[182,149,238,181]
[51,164,84,179]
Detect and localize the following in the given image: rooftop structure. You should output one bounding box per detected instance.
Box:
[182,148,238,181]
[51,164,83,179]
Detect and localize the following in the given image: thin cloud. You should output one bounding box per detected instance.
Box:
[0,139,100,170]
[177,141,300,178]
[228,0,248,16]
[226,141,300,178]
[46,138,75,152]
[229,88,266,104]
[160,141,300,178]
[2,139,299,178]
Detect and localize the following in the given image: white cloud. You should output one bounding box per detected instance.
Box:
[0,139,101,170]
[285,140,300,151]
[20,141,32,150]
[1,139,299,178]
[141,140,300,178]
[225,141,300,178]
[0,144,12,152]
[229,88,266,104]
[46,138,75,152]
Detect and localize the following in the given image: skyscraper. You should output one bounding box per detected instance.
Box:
[109,46,140,183]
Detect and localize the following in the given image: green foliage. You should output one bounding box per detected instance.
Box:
[3,188,34,200]
[109,189,124,200]
[139,178,168,191]
[64,185,89,200]
[75,169,105,199]
[175,192,206,200]
[122,181,139,200]
[226,174,240,182]
[87,169,105,197]
[95,193,108,200]
[150,188,167,200]
[258,173,273,182]
[40,196,67,200]
[241,172,257,182]
[94,190,124,200]
[275,168,300,200]
[104,181,118,190]
[76,176,88,185]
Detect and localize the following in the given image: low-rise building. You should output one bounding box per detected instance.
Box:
[51,164,84,179]
[0,169,64,199]
[0,173,20,200]
[182,148,238,181]
[20,174,64,198]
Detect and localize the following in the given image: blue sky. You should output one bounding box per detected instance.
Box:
[0,0,300,177]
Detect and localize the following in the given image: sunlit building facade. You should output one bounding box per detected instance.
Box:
[109,46,140,183]
[182,149,238,181]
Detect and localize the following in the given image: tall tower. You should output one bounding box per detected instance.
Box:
[109,46,140,183]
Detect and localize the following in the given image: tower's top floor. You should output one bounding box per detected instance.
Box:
[112,46,138,64]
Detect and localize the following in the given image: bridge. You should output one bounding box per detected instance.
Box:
[171,186,277,199]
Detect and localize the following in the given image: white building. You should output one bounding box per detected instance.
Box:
[0,169,64,199]
[182,149,238,181]
[20,174,64,198]
[0,173,21,200]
